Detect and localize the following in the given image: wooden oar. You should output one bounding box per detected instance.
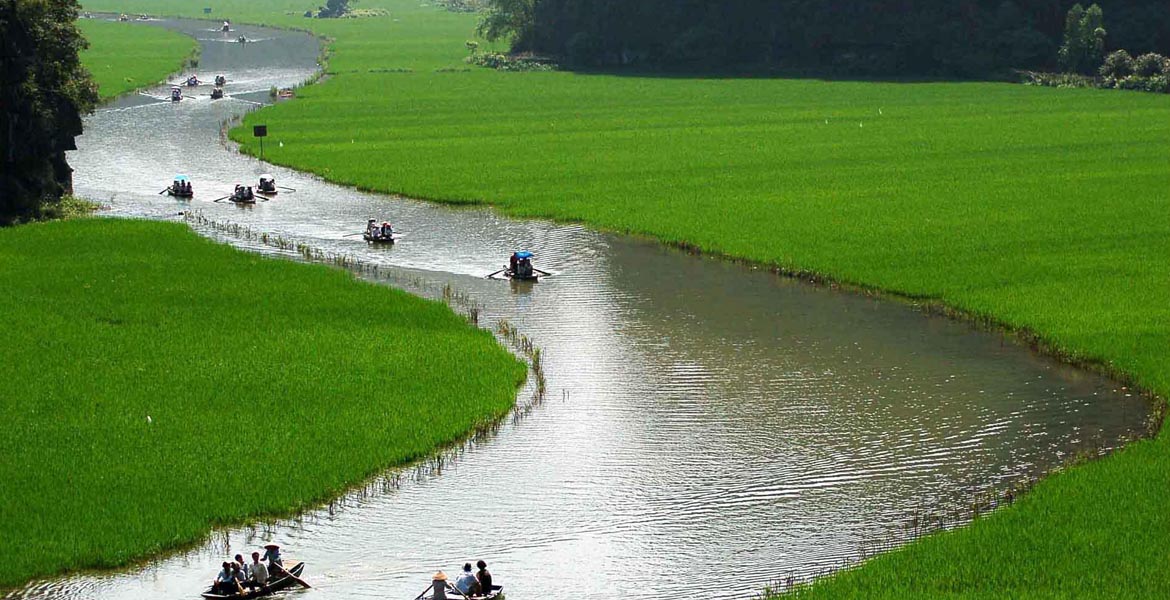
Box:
[533,268,551,276]
[211,196,230,203]
[342,232,365,237]
[485,268,506,279]
[158,187,170,195]
[276,185,296,192]
[273,562,310,589]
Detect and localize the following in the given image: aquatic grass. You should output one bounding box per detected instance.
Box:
[72,0,1170,596]
[0,218,525,589]
[78,19,197,100]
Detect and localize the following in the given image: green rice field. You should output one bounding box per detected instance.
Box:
[73,0,1170,596]
[78,18,196,100]
[0,218,525,588]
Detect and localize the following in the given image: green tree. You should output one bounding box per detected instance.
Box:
[1,0,98,225]
[476,0,535,50]
[1058,3,1107,74]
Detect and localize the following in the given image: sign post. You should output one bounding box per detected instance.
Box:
[253,124,267,161]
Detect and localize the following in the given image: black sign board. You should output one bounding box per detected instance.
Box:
[204,7,212,14]
[253,125,268,138]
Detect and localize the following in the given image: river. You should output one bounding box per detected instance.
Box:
[7,17,1152,600]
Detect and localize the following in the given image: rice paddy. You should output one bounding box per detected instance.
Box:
[78,19,196,100]
[69,0,1170,596]
[0,218,525,588]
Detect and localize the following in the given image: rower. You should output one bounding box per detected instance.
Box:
[430,571,449,600]
[262,543,284,572]
[509,252,518,274]
[245,186,255,200]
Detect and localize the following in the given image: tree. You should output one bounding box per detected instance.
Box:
[317,0,351,18]
[1,0,98,225]
[476,0,535,50]
[1058,3,1106,74]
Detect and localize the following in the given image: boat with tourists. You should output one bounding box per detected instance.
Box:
[164,175,193,198]
[211,87,225,100]
[362,218,395,244]
[170,86,183,102]
[488,251,546,282]
[215,74,227,86]
[415,566,503,600]
[227,184,257,204]
[257,174,278,195]
[201,562,306,599]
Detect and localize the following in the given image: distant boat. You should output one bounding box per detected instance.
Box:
[201,562,306,600]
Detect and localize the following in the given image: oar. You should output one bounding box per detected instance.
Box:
[276,185,297,192]
[413,583,433,600]
[272,562,311,589]
[533,268,551,276]
[342,233,365,237]
[485,269,506,279]
[211,196,230,203]
[158,187,170,195]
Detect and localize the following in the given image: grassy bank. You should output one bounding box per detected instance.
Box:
[78,18,196,100]
[78,0,1170,596]
[0,218,525,588]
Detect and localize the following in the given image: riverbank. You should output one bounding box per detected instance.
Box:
[78,18,197,100]
[78,0,1170,596]
[0,218,525,589]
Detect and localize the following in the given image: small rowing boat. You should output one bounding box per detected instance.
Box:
[201,562,306,600]
[363,233,395,244]
[418,584,504,600]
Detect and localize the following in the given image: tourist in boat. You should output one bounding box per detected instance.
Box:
[366,219,378,238]
[183,181,192,195]
[233,554,250,581]
[454,563,481,596]
[213,561,241,595]
[231,562,248,588]
[262,543,284,572]
[381,222,393,238]
[475,560,492,595]
[249,551,269,590]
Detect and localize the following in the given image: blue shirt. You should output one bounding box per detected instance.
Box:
[454,571,477,594]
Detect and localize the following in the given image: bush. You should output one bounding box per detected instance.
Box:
[466,52,556,72]
[1099,49,1134,78]
[1132,52,1167,77]
[565,31,602,67]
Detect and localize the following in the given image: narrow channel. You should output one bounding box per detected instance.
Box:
[10,17,1151,600]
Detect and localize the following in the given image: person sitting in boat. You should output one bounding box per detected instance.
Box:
[173,180,182,194]
[222,21,230,32]
[233,554,250,581]
[262,543,284,572]
[381,222,393,238]
[184,181,192,195]
[475,560,492,595]
[213,561,241,595]
[231,562,248,588]
[366,219,378,238]
[509,252,519,274]
[245,186,255,200]
[249,551,269,590]
[454,563,481,596]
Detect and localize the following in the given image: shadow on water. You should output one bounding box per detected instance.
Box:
[7,16,1156,600]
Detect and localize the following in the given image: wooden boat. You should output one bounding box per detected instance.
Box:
[419,584,504,600]
[201,562,305,600]
[210,88,225,100]
[488,251,546,282]
[363,233,395,244]
[257,175,278,195]
[170,87,183,102]
[167,175,193,198]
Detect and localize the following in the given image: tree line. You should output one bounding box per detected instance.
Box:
[480,0,1170,76]
[1,0,97,224]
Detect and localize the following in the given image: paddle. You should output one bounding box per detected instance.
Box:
[342,232,366,237]
[485,268,506,279]
[533,268,551,276]
[272,562,311,589]
[276,185,297,192]
[211,196,230,203]
[158,188,170,195]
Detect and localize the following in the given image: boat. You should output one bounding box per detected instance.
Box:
[418,585,504,600]
[257,174,278,195]
[200,562,306,600]
[229,186,257,204]
[185,76,200,87]
[170,86,183,102]
[363,233,395,244]
[211,88,225,100]
[167,175,193,198]
[214,75,227,86]
[488,251,546,282]
[237,35,248,44]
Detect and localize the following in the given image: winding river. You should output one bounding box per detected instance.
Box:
[8,17,1152,600]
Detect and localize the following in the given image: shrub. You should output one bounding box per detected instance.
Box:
[1099,49,1134,78]
[1132,53,1167,77]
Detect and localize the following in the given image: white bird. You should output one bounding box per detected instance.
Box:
[146,415,153,424]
